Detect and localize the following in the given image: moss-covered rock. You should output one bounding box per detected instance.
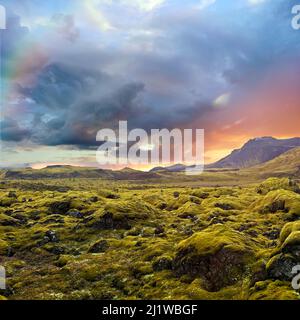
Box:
[48,200,71,214]
[88,240,109,253]
[253,189,300,217]
[266,221,300,281]
[0,239,9,255]
[0,213,21,226]
[173,224,256,291]
[87,200,157,230]
[266,253,298,281]
[279,221,300,244]
[152,256,173,271]
[256,178,300,195]
[249,280,299,300]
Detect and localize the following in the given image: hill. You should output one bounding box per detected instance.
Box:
[209,137,300,169]
[246,147,300,178]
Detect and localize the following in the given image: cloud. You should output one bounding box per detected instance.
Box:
[0,118,31,142]
[198,0,216,10]
[213,93,231,108]
[248,0,267,6]
[50,14,80,42]
[2,0,300,158]
[122,0,166,12]
[14,57,210,148]
[95,0,166,12]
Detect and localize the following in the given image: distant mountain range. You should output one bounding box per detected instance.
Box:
[150,137,300,172]
[1,166,160,181]
[1,137,300,180]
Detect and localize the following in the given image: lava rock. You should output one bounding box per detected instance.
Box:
[152,257,173,271]
[66,209,84,219]
[88,240,109,253]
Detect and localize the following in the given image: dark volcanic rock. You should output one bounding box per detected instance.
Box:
[266,221,300,281]
[88,240,109,253]
[262,200,286,214]
[215,203,234,211]
[152,257,173,271]
[48,201,71,215]
[66,209,84,219]
[266,254,297,281]
[92,212,131,230]
[45,230,59,243]
[263,229,280,240]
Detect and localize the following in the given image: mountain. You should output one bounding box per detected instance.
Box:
[247,147,300,178]
[209,137,300,169]
[150,164,188,173]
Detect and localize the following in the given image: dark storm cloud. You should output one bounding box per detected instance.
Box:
[18,60,210,147]
[0,118,31,142]
[21,63,110,110]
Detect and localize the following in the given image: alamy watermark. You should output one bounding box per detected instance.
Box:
[0,266,5,290]
[292,265,300,290]
[96,121,204,175]
[0,5,6,30]
[292,4,300,30]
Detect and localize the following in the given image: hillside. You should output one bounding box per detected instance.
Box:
[246,147,300,178]
[210,137,300,169]
[0,166,160,181]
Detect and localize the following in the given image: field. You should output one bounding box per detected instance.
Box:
[0,160,300,300]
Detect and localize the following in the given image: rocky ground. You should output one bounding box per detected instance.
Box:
[0,177,300,300]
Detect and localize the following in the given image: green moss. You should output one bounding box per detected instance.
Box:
[0,197,17,207]
[249,280,299,300]
[174,224,256,291]
[0,213,20,226]
[282,231,300,251]
[1,175,300,300]
[252,189,300,216]
[256,178,300,195]
[176,224,255,257]
[0,239,9,255]
[279,221,300,244]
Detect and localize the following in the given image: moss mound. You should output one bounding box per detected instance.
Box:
[256,178,300,195]
[252,189,300,217]
[173,224,256,291]
[249,280,299,300]
[266,221,300,281]
[0,239,9,255]
[279,221,300,244]
[87,200,157,230]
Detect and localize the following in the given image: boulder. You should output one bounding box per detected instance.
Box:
[266,253,297,281]
[88,201,156,230]
[152,256,173,271]
[173,224,255,291]
[48,201,71,214]
[0,239,9,255]
[266,221,300,281]
[88,240,109,253]
[66,209,83,219]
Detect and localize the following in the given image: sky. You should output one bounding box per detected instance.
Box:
[0,0,300,169]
